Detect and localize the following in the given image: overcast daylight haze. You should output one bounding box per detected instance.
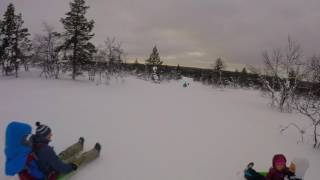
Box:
[1,0,320,69]
[2,1,320,180]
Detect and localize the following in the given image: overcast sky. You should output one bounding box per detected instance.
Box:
[1,0,320,69]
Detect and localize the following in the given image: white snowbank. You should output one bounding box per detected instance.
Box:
[0,71,319,180]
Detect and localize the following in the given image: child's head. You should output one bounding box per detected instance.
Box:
[273,154,287,172]
[35,122,52,141]
[275,160,286,171]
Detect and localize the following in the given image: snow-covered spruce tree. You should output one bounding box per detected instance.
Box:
[214,57,225,72]
[33,23,62,79]
[146,46,163,67]
[133,58,140,72]
[0,3,16,76]
[212,57,226,86]
[134,58,139,66]
[60,0,95,80]
[175,64,182,80]
[0,18,3,75]
[0,3,30,77]
[15,13,32,72]
[241,67,248,75]
[145,46,163,81]
[239,67,249,87]
[261,37,304,112]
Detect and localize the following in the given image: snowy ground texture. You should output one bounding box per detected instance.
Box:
[0,70,319,180]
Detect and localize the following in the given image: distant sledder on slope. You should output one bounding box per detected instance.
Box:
[5,121,101,180]
[244,154,308,180]
[182,81,189,88]
[181,77,190,88]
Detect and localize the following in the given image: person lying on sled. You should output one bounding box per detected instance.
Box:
[5,122,78,180]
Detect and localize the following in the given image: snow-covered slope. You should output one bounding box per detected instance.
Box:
[0,71,319,180]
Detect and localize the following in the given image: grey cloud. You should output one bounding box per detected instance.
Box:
[1,0,320,68]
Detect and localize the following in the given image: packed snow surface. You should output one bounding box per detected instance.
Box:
[0,71,319,180]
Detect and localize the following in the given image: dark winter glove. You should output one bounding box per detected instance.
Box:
[69,163,78,171]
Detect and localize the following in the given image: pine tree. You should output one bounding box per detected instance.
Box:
[15,13,32,72]
[0,18,4,74]
[0,3,16,75]
[61,0,95,80]
[134,58,139,65]
[146,46,163,66]
[213,57,225,72]
[240,67,248,87]
[177,64,180,71]
[241,67,247,75]
[176,64,182,79]
[0,3,30,77]
[213,57,225,85]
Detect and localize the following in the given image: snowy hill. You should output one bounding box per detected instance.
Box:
[0,71,319,180]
